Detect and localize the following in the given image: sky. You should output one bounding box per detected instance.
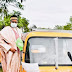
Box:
[8,0,72,28]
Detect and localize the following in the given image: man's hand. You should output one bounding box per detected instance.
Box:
[10,48,16,53]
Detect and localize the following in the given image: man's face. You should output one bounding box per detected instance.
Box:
[10,17,18,27]
[10,19,18,24]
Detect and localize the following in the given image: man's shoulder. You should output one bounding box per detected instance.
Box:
[17,27,22,33]
[17,27,21,30]
[1,26,12,32]
[6,26,11,28]
[2,26,11,30]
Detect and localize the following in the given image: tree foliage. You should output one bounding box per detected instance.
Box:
[63,23,72,30]
[0,11,29,32]
[0,0,24,20]
[54,25,63,30]
[31,25,37,29]
[53,17,72,30]
[18,16,29,32]
[0,0,29,32]
[63,17,72,30]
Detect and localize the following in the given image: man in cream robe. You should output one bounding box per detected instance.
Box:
[0,15,23,72]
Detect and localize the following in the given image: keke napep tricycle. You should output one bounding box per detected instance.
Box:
[20,29,72,72]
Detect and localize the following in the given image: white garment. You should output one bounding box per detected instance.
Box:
[13,27,22,38]
[22,62,40,72]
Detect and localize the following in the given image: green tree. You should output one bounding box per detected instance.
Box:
[63,17,72,30]
[0,21,5,30]
[18,17,29,32]
[0,11,29,32]
[0,0,24,20]
[31,25,37,29]
[54,25,63,30]
[63,23,72,30]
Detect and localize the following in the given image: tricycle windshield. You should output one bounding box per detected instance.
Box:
[27,37,72,65]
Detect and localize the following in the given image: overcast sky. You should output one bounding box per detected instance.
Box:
[8,0,72,28]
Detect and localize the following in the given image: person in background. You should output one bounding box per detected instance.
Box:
[0,15,23,72]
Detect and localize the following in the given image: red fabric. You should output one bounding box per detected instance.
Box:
[12,28,19,40]
[12,28,20,53]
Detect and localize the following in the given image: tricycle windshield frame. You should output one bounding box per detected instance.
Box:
[25,37,72,66]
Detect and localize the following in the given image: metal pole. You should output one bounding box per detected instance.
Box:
[55,37,58,69]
